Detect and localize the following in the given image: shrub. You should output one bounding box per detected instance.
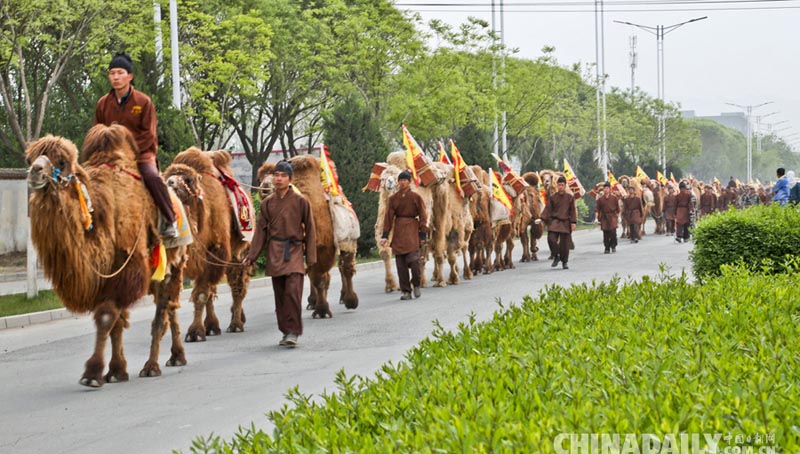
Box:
[185,267,800,453]
[690,204,800,281]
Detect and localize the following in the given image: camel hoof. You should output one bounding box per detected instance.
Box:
[385,287,394,294]
[206,327,221,336]
[165,356,187,367]
[139,365,161,378]
[434,282,446,288]
[306,302,315,310]
[226,324,244,333]
[105,372,129,383]
[79,377,103,388]
[343,298,359,310]
[184,331,206,343]
[312,310,333,319]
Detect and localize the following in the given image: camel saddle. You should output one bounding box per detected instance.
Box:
[214,166,254,242]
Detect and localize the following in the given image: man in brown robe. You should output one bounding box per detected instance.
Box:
[541,176,577,270]
[663,184,677,236]
[244,161,316,347]
[672,182,695,243]
[381,170,429,300]
[623,187,644,243]
[699,185,717,218]
[595,182,620,253]
[94,52,177,237]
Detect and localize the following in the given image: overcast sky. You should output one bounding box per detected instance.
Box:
[395,0,800,151]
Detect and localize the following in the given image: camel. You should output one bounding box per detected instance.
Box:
[258,155,358,318]
[644,179,665,234]
[618,175,642,239]
[163,148,251,341]
[519,172,544,262]
[468,166,493,275]
[25,124,189,387]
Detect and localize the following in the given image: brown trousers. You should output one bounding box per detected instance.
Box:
[395,250,421,293]
[271,273,304,335]
[547,231,571,263]
[138,161,176,223]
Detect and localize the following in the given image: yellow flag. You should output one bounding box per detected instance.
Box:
[401,125,424,185]
[437,141,451,164]
[607,170,619,186]
[635,166,650,181]
[563,159,586,197]
[151,243,167,281]
[670,172,677,184]
[490,169,514,214]
[320,144,340,197]
[713,176,720,184]
[491,153,513,174]
[736,178,742,187]
[656,170,668,186]
[450,140,466,196]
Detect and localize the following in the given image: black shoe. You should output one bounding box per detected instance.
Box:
[400,292,412,300]
[611,247,616,253]
[634,239,639,244]
[675,238,682,244]
[160,221,178,238]
[604,248,610,254]
[413,287,421,298]
[562,263,569,270]
[551,256,560,267]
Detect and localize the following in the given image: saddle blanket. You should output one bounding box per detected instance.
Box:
[216,166,254,242]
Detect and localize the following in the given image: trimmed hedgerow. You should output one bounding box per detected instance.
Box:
[184,267,800,453]
[690,204,800,281]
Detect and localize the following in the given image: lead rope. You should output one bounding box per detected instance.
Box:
[88,210,147,279]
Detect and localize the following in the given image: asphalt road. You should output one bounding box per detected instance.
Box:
[0,228,693,454]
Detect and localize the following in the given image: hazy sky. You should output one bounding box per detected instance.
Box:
[396,0,800,151]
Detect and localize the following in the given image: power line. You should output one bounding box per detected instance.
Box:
[397,0,800,6]
[405,6,800,12]
[396,0,800,12]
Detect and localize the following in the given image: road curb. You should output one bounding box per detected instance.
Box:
[0,260,385,331]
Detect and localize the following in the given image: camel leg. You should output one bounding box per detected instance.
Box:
[80,300,119,388]
[432,247,447,287]
[203,284,221,336]
[520,229,531,262]
[105,309,130,384]
[165,303,187,367]
[447,244,460,286]
[140,293,169,378]
[185,285,210,342]
[505,238,516,270]
[381,248,399,293]
[310,269,332,319]
[226,261,250,333]
[338,251,359,309]
[462,245,473,281]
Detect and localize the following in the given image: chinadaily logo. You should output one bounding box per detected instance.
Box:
[553,432,780,454]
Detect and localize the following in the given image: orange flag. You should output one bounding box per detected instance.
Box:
[437,141,451,164]
[401,125,424,186]
[491,153,513,174]
[490,168,514,214]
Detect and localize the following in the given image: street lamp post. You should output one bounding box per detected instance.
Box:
[755,111,779,153]
[726,101,774,183]
[615,16,707,175]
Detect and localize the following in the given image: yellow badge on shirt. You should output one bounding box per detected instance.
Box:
[131,105,142,116]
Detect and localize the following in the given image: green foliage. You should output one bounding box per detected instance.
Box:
[452,123,494,169]
[322,93,389,257]
[0,290,63,317]
[690,204,800,281]
[184,268,800,452]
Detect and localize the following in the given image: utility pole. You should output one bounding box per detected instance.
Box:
[595,0,608,176]
[491,1,498,158]
[629,35,637,93]
[754,111,778,153]
[154,2,164,87]
[726,101,774,183]
[615,16,707,175]
[169,0,180,109]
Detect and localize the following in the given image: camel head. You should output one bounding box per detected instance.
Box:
[164,163,204,202]
[380,165,401,195]
[257,162,277,198]
[25,135,80,191]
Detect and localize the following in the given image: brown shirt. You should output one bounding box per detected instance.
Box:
[595,193,620,231]
[663,193,677,220]
[383,187,428,255]
[247,188,317,276]
[623,195,644,224]
[699,191,717,216]
[672,191,694,224]
[94,87,158,163]
[541,191,577,234]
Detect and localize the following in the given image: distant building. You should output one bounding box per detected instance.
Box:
[681,110,748,135]
[228,146,322,185]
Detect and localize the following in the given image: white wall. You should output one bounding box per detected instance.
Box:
[0,174,28,254]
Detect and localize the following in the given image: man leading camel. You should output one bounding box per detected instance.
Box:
[94,52,177,237]
[244,161,316,347]
[541,176,577,270]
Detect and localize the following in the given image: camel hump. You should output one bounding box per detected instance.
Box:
[257,161,275,182]
[172,147,215,174]
[288,154,319,174]
[208,149,233,172]
[81,123,138,165]
[522,172,540,186]
[386,151,407,169]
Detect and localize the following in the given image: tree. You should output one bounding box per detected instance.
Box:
[0,0,145,164]
[322,93,390,257]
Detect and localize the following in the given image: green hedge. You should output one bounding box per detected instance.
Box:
[690,204,800,281]
[185,267,800,453]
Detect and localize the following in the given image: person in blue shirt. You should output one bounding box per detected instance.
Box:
[772,167,790,206]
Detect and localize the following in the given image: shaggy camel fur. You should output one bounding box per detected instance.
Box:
[428,161,474,285]
[519,172,544,262]
[25,125,188,387]
[164,148,251,341]
[258,155,358,318]
[644,179,665,234]
[468,166,493,275]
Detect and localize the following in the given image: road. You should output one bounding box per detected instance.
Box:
[0,228,693,454]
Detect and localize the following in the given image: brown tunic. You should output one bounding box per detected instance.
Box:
[595,193,620,230]
[247,188,317,276]
[94,87,158,163]
[623,195,644,224]
[663,193,677,220]
[672,191,694,224]
[699,192,717,216]
[541,191,577,234]
[383,188,428,255]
